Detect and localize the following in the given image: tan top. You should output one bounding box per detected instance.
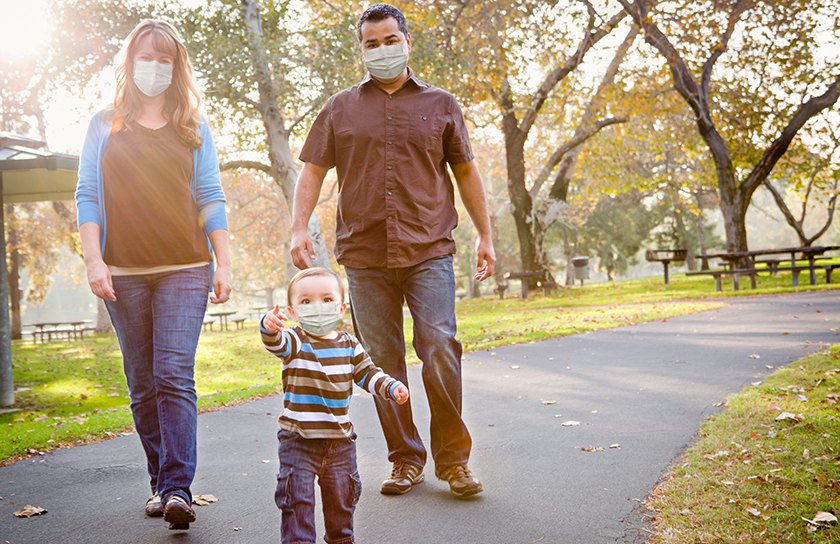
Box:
[101,122,210,268]
[299,69,474,268]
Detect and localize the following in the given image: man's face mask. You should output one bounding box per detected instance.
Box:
[295,302,342,337]
[134,60,173,97]
[363,43,408,80]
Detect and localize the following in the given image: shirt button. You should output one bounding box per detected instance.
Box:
[388,191,392,195]
[387,116,392,120]
[387,166,393,170]
[388,141,393,145]
[422,116,427,120]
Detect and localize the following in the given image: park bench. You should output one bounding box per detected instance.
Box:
[231,316,247,330]
[503,271,546,299]
[645,249,687,285]
[689,246,840,291]
[493,282,509,300]
[686,265,811,291]
[202,317,216,332]
[537,280,558,295]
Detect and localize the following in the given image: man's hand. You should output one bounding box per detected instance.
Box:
[474,234,496,281]
[210,264,232,304]
[290,229,314,270]
[262,304,288,333]
[392,383,410,405]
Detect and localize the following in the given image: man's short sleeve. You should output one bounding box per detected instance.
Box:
[299,97,336,168]
[442,94,474,166]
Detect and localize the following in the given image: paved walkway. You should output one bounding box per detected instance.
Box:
[2,291,839,543]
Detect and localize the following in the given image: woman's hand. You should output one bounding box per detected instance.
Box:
[210,264,231,304]
[85,258,116,301]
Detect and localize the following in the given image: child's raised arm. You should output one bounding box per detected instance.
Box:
[261,304,288,333]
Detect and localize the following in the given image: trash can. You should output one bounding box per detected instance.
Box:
[571,256,589,283]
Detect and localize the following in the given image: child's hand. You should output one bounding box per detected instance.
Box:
[262,304,288,333]
[392,384,409,405]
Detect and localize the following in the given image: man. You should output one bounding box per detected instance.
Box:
[290,3,495,499]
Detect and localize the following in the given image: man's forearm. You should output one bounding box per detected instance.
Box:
[452,161,492,237]
[292,163,330,232]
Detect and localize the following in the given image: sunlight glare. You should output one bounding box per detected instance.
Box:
[0,0,48,60]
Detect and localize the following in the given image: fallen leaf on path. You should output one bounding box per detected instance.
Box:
[554,414,563,418]
[581,446,604,452]
[749,354,761,359]
[193,494,218,506]
[768,401,782,411]
[541,400,556,405]
[561,421,580,427]
[14,505,47,517]
[751,381,762,386]
[510,365,520,369]
[609,444,620,449]
[745,507,761,516]
[713,401,727,407]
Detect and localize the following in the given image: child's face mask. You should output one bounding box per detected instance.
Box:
[294,302,342,337]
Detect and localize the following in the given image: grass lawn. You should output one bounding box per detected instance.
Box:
[646,345,840,543]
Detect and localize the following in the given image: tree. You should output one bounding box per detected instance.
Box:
[617,0,840,264]
[760,120,840,247]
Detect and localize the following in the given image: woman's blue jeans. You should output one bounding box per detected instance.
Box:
[105,266,209,504]
[276,429,360,544]
[344,255,471,473]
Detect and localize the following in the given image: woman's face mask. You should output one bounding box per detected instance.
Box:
[134,60,173,97]
[294,302,343,337]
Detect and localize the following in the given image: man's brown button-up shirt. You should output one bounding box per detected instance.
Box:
[299,69,474,269]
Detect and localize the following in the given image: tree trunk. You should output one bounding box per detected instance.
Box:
[693,192,710,270]
[240,0,330,270]
[95,298,112,334]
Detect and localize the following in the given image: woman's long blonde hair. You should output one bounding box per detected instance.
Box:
[110,19,203,149]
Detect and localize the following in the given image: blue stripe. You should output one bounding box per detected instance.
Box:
[299,344,356,359]
[285,393,351,409]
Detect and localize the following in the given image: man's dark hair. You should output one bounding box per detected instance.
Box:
[357,4,409,42]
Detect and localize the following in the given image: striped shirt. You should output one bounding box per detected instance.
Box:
[260,323,402,439]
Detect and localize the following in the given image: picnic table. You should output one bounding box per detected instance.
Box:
[688,246,840,291]
[645,249,687,285]
[25,320,92,343]
[209,310,237,331]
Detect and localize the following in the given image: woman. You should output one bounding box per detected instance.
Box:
[76,19,231,531]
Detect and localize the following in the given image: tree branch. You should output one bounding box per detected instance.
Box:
[741,73,840,196]
[530,116,627,198]
[220,160,273,174]
[519,9,627,136]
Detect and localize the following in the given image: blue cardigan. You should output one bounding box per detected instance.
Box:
[75,109,228,258]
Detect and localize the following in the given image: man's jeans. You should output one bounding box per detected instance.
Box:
[105,266,209,504]
[276,429,360,544]
[345,255,471,472]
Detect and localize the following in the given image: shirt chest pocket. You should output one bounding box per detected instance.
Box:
[408,115,443,151]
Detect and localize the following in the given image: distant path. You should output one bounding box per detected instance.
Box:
[2,291,838,544]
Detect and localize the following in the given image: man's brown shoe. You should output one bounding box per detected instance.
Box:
[437,465,483,498]
[380,460,425,495]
